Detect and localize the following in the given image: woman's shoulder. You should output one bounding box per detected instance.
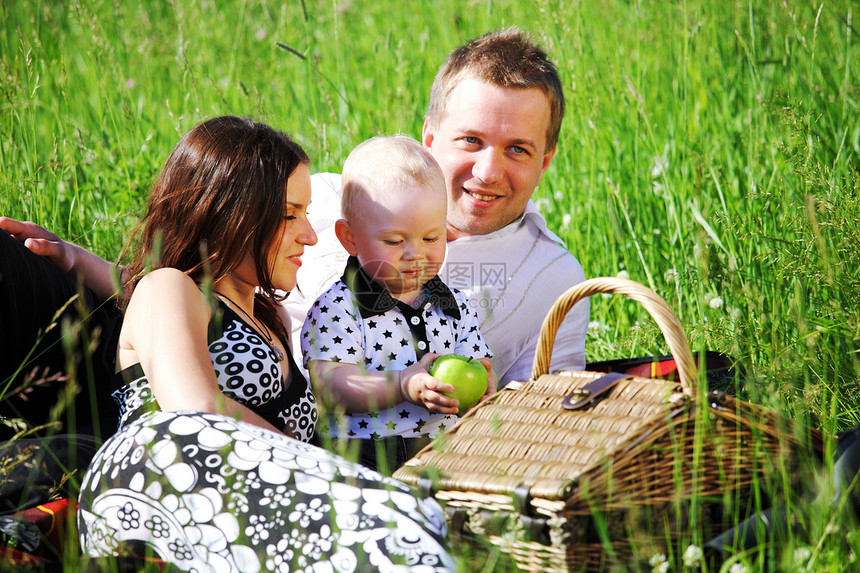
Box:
[128,268,209,313]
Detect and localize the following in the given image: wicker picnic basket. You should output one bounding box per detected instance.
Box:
[393,277,823,572]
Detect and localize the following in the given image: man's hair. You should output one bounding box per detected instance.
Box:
[341,135,445,223]
[426,28,565,152]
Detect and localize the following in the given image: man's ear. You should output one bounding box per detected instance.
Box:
[421,117,435,149]
[334,219,359,256]
[535,146,557,186]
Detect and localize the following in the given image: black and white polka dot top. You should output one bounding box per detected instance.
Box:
[110,299,317,442]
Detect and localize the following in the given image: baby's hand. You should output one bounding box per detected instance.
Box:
[478,358,497,404]
[399,353,459,415]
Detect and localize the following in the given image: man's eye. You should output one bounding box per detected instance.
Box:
[511,145,527,155]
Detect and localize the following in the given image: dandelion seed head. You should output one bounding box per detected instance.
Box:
[729,564,748,573]
[709,296,723,309]
[617,270,629,280]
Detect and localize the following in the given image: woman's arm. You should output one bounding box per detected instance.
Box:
[307,354,459,415]
[122,268,282,433]
[0,217,127,301]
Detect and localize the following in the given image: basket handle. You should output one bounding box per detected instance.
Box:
[531,277,698,393]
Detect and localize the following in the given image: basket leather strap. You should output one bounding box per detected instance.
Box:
[562,372,632,410]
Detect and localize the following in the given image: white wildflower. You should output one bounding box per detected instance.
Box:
[649,553,668,573]
[793,546,812,566]
[554,190,564,201]
[562,213,572,228]
[729,564,748,573]
[617,270,629,280]
[651,155,668,178]
[664,268,679,282]
[709,296,723,309]
[683,545,703,568]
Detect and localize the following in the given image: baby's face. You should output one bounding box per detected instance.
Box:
[350,182,447,303]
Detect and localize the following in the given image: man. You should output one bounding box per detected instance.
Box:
[0,28,587,421]
[288,29,587,387]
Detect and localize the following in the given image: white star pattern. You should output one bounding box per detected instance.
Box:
[302,280,491,439]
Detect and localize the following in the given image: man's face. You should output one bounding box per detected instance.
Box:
[422,78,556,239]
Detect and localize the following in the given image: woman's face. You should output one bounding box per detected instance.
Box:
[268,163,317,292]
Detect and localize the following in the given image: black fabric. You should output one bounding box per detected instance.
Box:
[0,434,101,514]
[705,423,860,563]
[338,435,431,475]
[0,229,122,442]
[341,256,461,321]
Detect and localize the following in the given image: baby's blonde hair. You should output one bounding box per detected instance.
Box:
[341,135,445,223]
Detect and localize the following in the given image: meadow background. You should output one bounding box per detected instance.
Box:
[2,0,859,570]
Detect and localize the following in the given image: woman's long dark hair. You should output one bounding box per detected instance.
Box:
[122,115,309,345]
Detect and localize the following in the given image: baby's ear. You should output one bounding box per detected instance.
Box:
[334,219,359,256]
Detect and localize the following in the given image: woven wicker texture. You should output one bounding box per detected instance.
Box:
[394,278,822,572]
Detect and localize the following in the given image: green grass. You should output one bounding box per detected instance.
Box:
[2,0,859,571]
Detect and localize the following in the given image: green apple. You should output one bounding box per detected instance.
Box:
[429,354,488,413]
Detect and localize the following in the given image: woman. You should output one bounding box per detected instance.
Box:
[78,116,454,572]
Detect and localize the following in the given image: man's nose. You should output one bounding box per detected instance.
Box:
[472,148,503,184]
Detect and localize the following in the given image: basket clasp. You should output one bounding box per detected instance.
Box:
[562,372,632,410]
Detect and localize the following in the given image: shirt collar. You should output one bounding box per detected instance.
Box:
[447,200,567,247]
[341,256,461,320]
[523,200,567,247]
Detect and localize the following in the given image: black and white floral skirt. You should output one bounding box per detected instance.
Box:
[78,410,455,572]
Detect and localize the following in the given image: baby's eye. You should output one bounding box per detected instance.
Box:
[383,239,402,246]
[424,236,440,243]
